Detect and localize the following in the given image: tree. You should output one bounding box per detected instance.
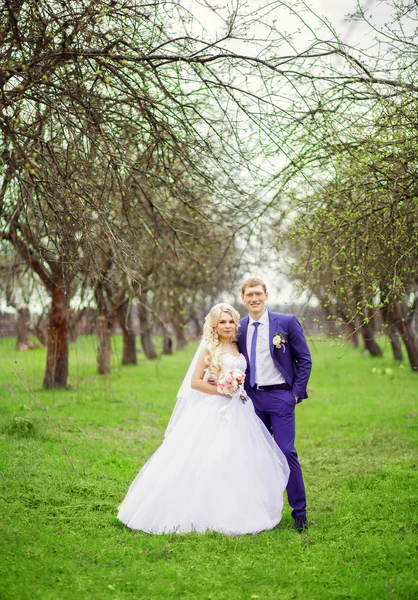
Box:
[272,1,418,370]
[285,102,418,368]
[0,246,39,349]
[2,0,335,386]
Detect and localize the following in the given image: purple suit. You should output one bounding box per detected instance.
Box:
[237,310,312,518]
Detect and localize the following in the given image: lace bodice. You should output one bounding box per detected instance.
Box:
[221,353,247,374]
[203,352,247,382]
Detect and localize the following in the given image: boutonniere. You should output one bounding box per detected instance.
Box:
[272,331,286,352]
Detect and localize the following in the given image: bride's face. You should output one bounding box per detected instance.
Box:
[215,311,236,341]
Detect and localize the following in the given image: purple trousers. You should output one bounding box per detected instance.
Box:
[249,387,306,518]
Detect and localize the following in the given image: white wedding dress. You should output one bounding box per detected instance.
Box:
[117,353,290,535]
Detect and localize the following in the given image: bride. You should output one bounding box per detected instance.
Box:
[117,303,290,535]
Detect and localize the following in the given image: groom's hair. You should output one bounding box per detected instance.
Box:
[241,278,267,294]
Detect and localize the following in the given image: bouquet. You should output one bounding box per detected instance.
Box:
[217,369,248,403]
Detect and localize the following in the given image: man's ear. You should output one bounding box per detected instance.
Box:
[265,291,269,301]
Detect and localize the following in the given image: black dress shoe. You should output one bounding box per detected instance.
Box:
[294,516,308,531]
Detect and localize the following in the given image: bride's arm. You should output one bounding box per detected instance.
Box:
[190,349,223,395]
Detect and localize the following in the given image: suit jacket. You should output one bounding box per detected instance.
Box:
[237,310,312,401]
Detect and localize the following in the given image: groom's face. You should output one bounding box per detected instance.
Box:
[241,285,268,314]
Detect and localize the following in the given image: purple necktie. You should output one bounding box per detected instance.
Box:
[249,322,260,388]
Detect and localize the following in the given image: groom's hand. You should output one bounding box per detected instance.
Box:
[294,395,299,404]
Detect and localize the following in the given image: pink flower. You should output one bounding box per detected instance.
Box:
[216,368,246,396]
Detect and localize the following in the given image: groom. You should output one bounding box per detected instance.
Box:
[237,277,312,531]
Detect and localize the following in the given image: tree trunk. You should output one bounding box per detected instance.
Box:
[359,320,383,356]
[141,332,158,359]
[337,306,359,346]
[94,275,115,374]
[138,302,158,359]
[117,300,137,365]
[122,328,137,364]
[345,322,360,347]
[68,309,80,343]
[388,301,418,371]
[381,305,404,362]
[43,286,69,389]
[353,286,383,357]
[15,306,34,350]
[189,311,203,338]
[174,325,188,350]
[33,311,48,346]
[171,305,188,350]
[387,327,404,362]
[406,296,418,336]
[162,334,173,355]
[320,302,339,336]
[97,315,112,374]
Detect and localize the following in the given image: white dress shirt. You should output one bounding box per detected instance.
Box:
[247,309,286,386]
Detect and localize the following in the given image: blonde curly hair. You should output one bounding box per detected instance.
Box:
[202,303,240,376]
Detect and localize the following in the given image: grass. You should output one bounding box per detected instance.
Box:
[0,333,417,600]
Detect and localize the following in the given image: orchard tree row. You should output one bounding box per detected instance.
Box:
[279,1,418,370]
[1,0,417,388]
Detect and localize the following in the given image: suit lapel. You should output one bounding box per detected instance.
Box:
[238,316,249,365]
[268,311,278,362]
[268,311,291,383]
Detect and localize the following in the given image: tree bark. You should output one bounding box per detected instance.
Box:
[138,302,158,359]
[141,332,158,359]
[337,305,359,346]
[117,300,137,365]
[174,324,188,350]
[95,277,114,375]
[122,328,137,364]
[43,286,70,388]
[15,306,34,350]
[388,300,418,371]
[68,309,82,343]
[320,302,339,337]
[359,319,383,356]
[162,334,173,355]
[387,326,404,362]
[171,304,188,350]
[97,315,112,374]
[33,312,48,346]
[189,310,203,338]
[353,287,383,356]
[345,322,360,347]
[381,305,404,362]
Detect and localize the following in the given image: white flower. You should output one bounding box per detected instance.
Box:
[272,332,286,349]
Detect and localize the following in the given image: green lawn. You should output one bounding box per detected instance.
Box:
[0,334,417,600]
